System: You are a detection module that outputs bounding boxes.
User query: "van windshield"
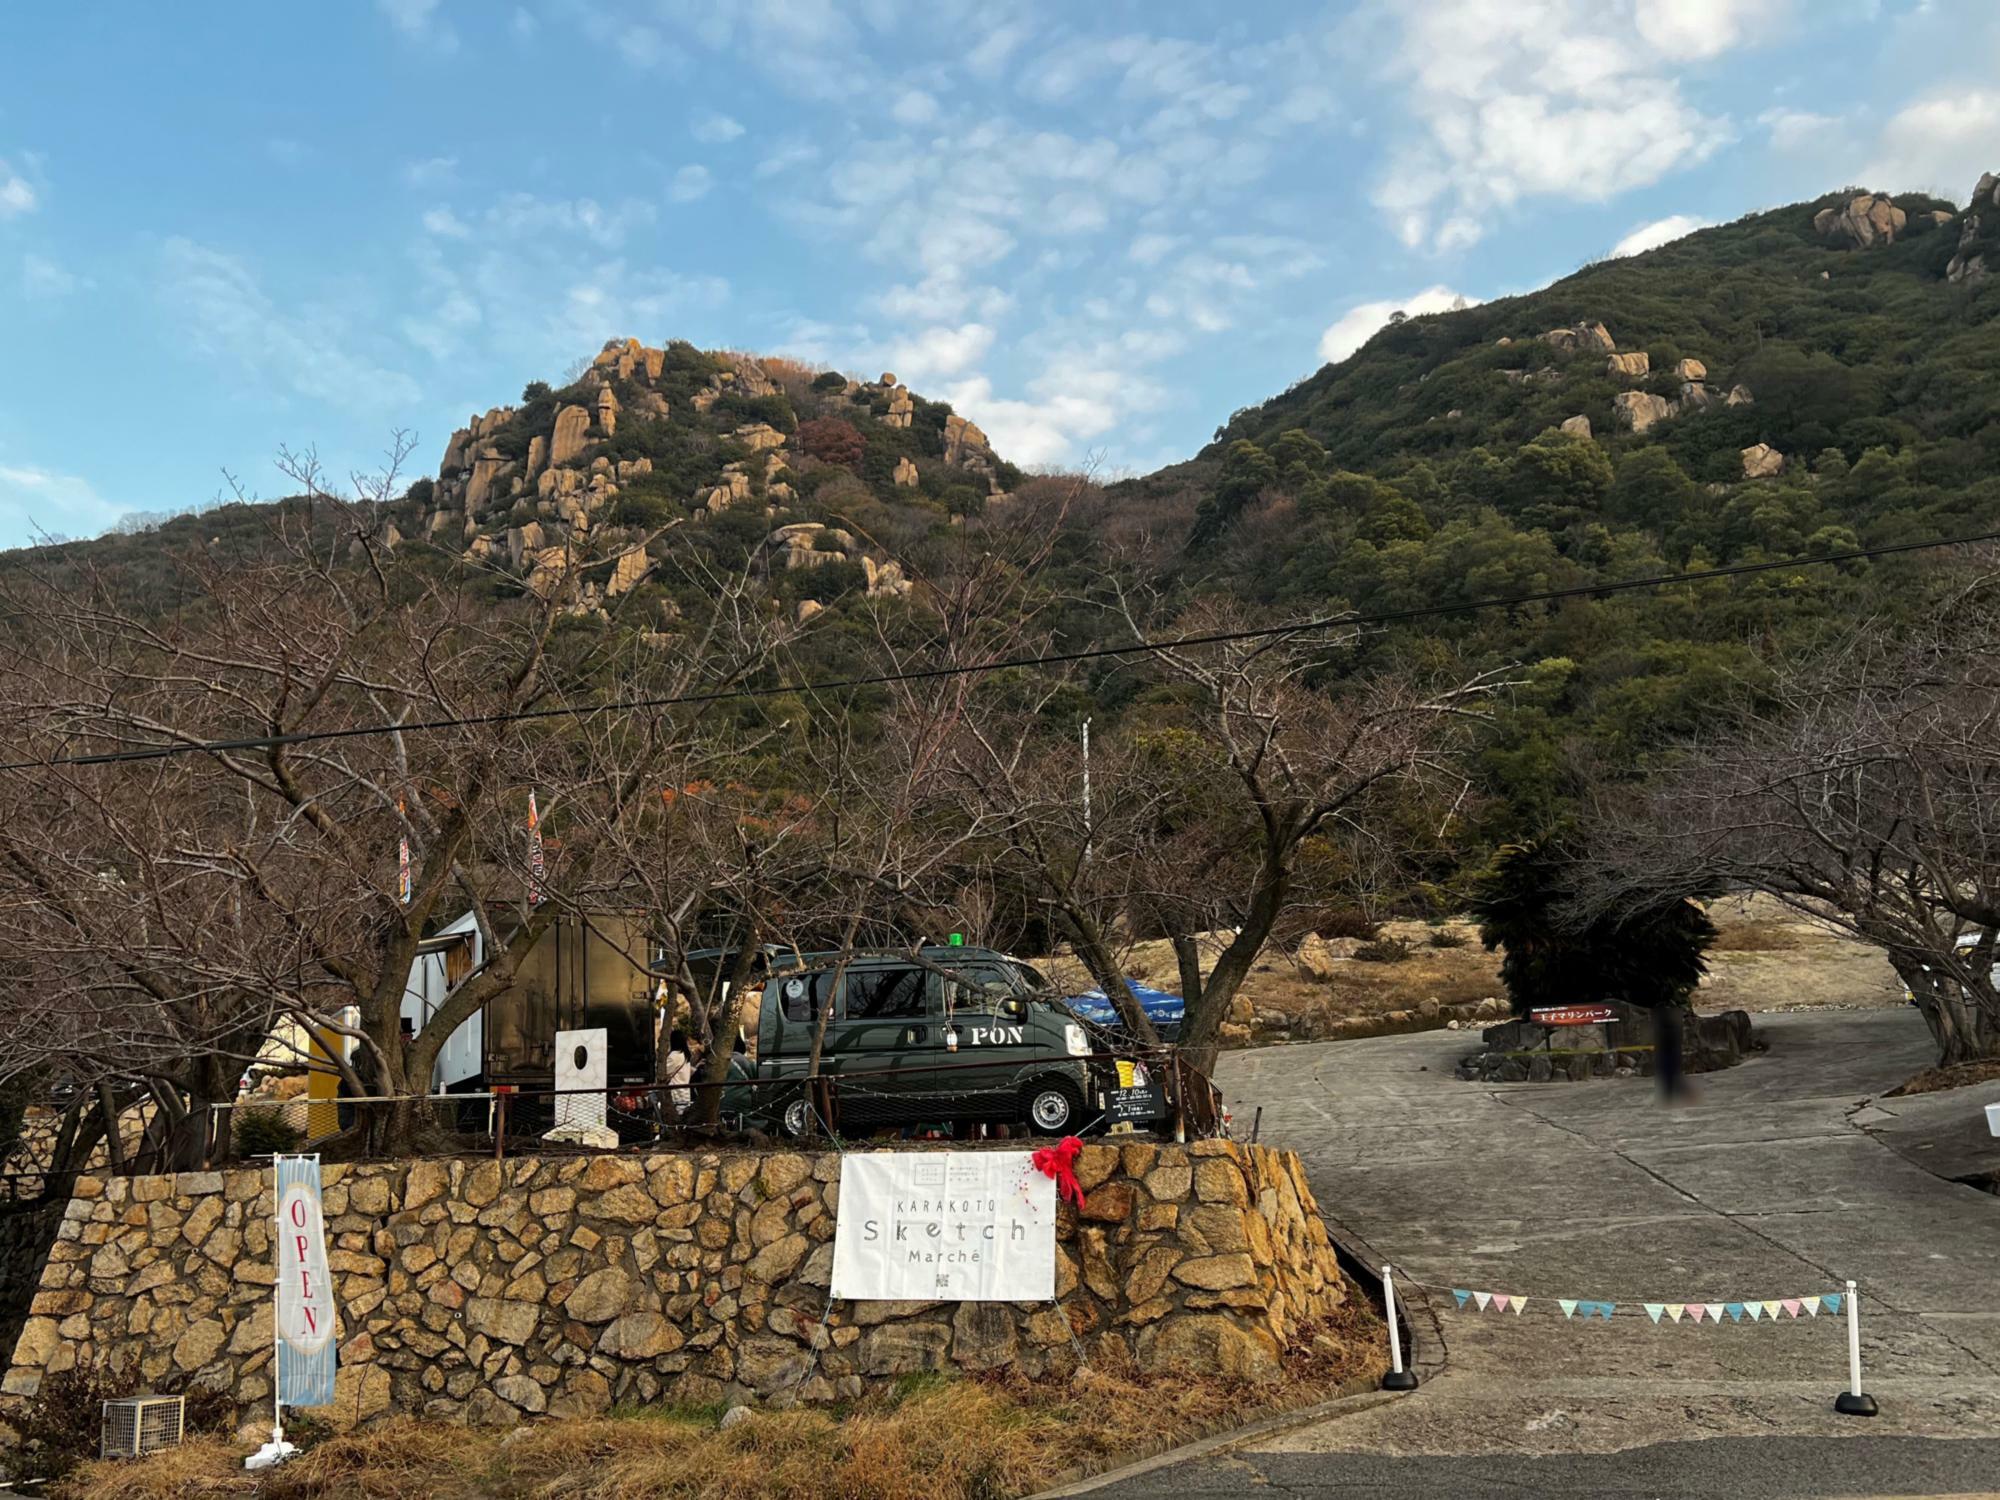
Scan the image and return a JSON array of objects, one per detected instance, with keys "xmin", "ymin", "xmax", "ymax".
[{"xmin": 1006, "ymin": 961, "xmax": 1051, "ymax": 994}]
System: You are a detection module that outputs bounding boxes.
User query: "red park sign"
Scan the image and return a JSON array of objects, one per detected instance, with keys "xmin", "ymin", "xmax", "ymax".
[{"xmin": 1528, "ymin": 1004, "xmax": 1621, "ymax": 1026}]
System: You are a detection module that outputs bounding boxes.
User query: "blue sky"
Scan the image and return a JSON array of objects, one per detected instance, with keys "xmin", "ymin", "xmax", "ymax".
[{"xmin": 2, "ymin": 0, "xmax": 1996, "ymax": 545}]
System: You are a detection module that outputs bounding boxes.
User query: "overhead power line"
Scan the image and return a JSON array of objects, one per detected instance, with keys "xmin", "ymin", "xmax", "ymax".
[{"xmin": 5, "ymin": 527, "xmax": 1996, "ymax": 773}]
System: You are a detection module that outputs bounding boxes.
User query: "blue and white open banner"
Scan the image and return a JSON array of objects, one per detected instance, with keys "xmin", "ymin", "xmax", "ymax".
[{"xmin": 274, "ymin": 1155, "xmax": 338, "ymax": 1407}]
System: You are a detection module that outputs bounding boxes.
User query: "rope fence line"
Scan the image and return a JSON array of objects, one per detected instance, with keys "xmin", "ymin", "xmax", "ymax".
[{"xmin": 1374, "ymin": 1263, "xmax": 1879, "ymax": 1416}]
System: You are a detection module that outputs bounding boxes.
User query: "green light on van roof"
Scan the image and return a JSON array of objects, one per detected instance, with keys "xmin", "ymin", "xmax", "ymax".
[{"xmin": 948, "ymin": 932, "xmax": 964, "ymax": 946}]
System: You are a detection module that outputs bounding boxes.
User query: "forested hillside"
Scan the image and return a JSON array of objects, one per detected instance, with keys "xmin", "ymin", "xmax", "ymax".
[{"xmin": 1104, "ymin": 176, "xmax": 2000, "ymax": 850}]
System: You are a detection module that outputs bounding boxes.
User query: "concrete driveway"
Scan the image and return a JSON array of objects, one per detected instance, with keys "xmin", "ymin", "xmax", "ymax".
[{"xmin": 1095, "ymin": 1008, "xmax": 2000, "ymax": 1498}]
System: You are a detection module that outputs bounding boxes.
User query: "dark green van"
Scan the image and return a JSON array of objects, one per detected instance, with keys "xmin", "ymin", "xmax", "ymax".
[{"xmin": 723, "ymin": 945, "xmax": 1151, "ymax": 1139}]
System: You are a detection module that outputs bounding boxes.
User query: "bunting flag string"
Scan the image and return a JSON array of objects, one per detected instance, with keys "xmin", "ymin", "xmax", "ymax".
[{"xmin": 1431, "ymin": 1279, "xmax": 1845, "ymax": 1325}]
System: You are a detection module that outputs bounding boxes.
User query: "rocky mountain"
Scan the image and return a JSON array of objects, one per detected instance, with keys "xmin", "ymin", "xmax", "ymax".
[
  {"xmin": 1099, "ymin": 173, "xmax": 2000, "ymax": 847},
  {"xmin": 405, "ymin": 341, "xmax": 1018, "ymax": 627}
]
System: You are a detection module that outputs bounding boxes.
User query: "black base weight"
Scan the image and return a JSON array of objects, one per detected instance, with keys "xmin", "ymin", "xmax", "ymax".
[
  {"xmin": 1834, "ymin": 1391, "xmax": 1879, "ymax": 1417},
  {"xmin": 1381, "ymin": 1369, "xmax": 1419, "ymax": 1391}
]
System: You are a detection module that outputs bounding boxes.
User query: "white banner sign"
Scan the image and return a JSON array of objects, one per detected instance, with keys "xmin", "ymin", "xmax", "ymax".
[
  {"xmin": 831, "ymin": 1150, "xmax": 1055, "ymax": 1302},
  {"xmin": 274, "ymin": 1154, "xmax": 337, "ymax": 1406}
]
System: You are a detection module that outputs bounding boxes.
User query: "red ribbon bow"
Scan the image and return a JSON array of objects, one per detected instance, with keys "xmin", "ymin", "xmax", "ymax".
[{"xmin": 1032, "ymin": 1135, "xmax": 1085, "ymax": 1208}]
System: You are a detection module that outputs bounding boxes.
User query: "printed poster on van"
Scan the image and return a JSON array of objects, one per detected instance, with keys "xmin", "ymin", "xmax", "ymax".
[{"xmin": 831, "ymin": 1151, "xmax": 1055, "ymax": 1301}]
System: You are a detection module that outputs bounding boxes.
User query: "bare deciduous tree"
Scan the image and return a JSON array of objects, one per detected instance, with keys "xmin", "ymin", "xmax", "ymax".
[
  {"xmin": 0, "ymin": 442, "xmax": 784, "ymax": 1153},
  {"xmin": 1583, "ymin": 571, "xmax": 2000, "ymax": 1065}
]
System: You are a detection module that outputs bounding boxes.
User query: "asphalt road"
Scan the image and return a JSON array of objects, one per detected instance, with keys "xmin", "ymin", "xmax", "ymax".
[{"xmin": 1093, "ymin": 1008, "xmax": 2000, "ymax": 1499}]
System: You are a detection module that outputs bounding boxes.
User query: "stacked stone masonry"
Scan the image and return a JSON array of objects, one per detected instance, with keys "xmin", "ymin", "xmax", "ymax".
[{"xmin": 0, "ymin": 1140, "xmax": 1348, "ymax": 1431}]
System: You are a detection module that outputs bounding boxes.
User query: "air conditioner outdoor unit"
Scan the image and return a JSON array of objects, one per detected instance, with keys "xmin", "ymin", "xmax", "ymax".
[{"xmin": 100, "ymin": 1394, "xmax": 185, "ymax": 1459}]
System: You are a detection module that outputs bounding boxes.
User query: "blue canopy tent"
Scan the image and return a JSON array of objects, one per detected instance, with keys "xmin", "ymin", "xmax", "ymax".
[{"xmin": 1063, "ymin": 980, "xmax": 1184, "ymax": 1040}]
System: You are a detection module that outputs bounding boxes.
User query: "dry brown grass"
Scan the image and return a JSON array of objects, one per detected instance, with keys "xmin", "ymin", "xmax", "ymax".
[
  {"xmin": 1886, "ymin": 1059, "xmax": 2000, "ymax": 1097},
  {"xmin": 54, "ymin": 1436, "xmax": 250, "ymax": 1498},
  {"xmin": 58, "ymin": 1307, "xmax": 1383, "ymax": 1500},
  {"xmin": 1037, "ymin": 894, "xmax": 1904, "ymax": 1046}
]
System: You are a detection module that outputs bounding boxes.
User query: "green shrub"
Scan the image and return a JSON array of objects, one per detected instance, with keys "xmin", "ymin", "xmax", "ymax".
[
  {"xmin": 11, "ymin": 1359, "xmax": 138, "ymax": 1481},
  {"xmin": 1352, "ymin": 936, "xmax": 1412, "ymax": 964},
  {"xmin": 235, "ymin": 1107, "xmax": 303, "ymax": 1156},
  {"xmin": 1317, "ymin": 910, "xmax": 1380, "ymax": 941},
  {"xmin": 811, "ymin": 370, "xmax": 847, "ymax": 392}
]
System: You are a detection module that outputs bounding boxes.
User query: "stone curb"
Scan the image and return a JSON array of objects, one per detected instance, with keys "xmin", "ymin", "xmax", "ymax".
[
  {"xmin": 1023, "ymin": 1216, "xmax": 1449, "ymax": 1498},
  {"xmin": 1023, "ymin": 1373, "xmax": 1400, "ymax": 1498}
]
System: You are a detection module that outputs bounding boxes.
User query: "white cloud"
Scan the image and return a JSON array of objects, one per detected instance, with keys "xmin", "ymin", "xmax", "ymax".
[
  {"xmin": 402, "ymin": 155, "xmax": 458, "ymax": 188},
  {"xmin": 20, "ymin": 253, "xmax": 83, "ymax": 299},
  {"xmin": 160, "ymin": 237, "xmax": 424, "ymax": 412},
  {"xmin": 485, "ymin": 192, "xmax": 654, "ymax": 246},
  {"xmin": 1367, "ymin": 0, "xmax": 1760, "ymax": 249},
  {"xmin": 376, "ymin": 0, "xmax": 457, "ymax": 51},
  {"xmin": 882, "ymin": 322, "xmax": 995, "ymax": 384},
  {"xmin": 1610, "ymin": 212, "xmax": 1710, "ymax": 256},
  {"xmin": 965, "ymin": 22, "xmax": 1031, "ymax": 77},
  {"xmin": 1759, "ymin": 106, "xmax": 1836, "ymax": 153},
  {"xmin": 941, "ymin": 355, "xmax": 1167, "ymax": 470},
  {"xmin": 891, "ymin": 89, "xmax": 939, "ymax": 127},
  {"xmin": 509, "ymin": 6, "xmax": 537, "ymax": 40},
  {"xmin": 870, "ymin": 271, "xmax": 1011, "ymax": 324},
  {"xmin": 1859, "ymin": 88, "xmax": 2000, "ymax": 197},
  {"xmin": 670, "ymin": 164, "xmax": 713, "ymax": 202},
  {"xmin": 0, "ymin": 463, "xmax": 122, "ymax": 541},
  {"xmin": 1633, "ymin": 0, "xmax": 1789, "ymax": 60},
  {"xmin": 0, "ymin": 159, "xmax": 37, "ymax": 217},
  {"xmin": 755, "ymin": 141, "xmax": 819, "ymax": 179},
  {"xmin": 265, "ymin": 137, "xmax": 307, "ymax": 167},
  {"xmin": 421, "ymin": 207, "xmax": 470, "ymax": 238},
  {"xmin": 692, "ymin": 110, "xmax": 745, "ymax": 144},
  {"xmin": 1318, "ymin": 285, "xmax": 1477, "ymax": 364},
  {"xmin": 1128, "ymin": 233, "xmax": 1180, "ymax": 265}
]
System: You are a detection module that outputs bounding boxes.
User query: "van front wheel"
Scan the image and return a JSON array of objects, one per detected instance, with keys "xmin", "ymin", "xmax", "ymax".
[
  {"xmin": 779, "ymin": 1096, "xmax": 812, "ymax": 1140},
  {"xmin": 1022, "ymin": 1078, "xmax": 1082, "ymax": 1135}
]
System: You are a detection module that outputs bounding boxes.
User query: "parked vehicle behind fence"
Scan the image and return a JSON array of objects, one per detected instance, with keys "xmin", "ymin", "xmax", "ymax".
[{"xmin": 721, "ymin": 945, "xmax": 1166, "ymax": 1139}]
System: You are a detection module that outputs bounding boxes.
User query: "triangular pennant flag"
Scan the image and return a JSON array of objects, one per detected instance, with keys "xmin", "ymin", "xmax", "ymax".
[
  {"xmin": 1822, "ymin": 1293, "xmax": 1842, "ymax": 1315},
  {"xmin": 1645, "ymin": 1303, "xmax": 1665, "ymax": 1324},
  {"xmin": 1597, "ymin": 1302, "xmax": 1615, "ymax": 1321},
  {"xmin": 1705, "ymin": 1303, "xmax": 1726, "ymax": 1323},
  {"xmin": 1474, "ymin": 1291, "xmax": 1492, "ymax": 1312},
  {"xmin": 1559, "ymin": 1299, "xmax": 1579, "ymax": 1319},
  {"xmin": 1453, "ymin": 1289, "xmax": 1471, "ymax": 1308},
  {"xmin": 1492, "ymin": 1294, "xmax": 1510, "ymax": 1313},
  {"xmin": 1745, "ymin": 1301, "xmax": 1763, "ymax": 1321},
  {"xmin": 1761, "ymin": 1301, "xmax": 1784, "ymax": 1321},
  {"xmin": 1666, "ymin": 1303, "xmax": 1685, "ymax": 1323},
  {"xmin": 1724, "ymin": 1303, "xmax": 1744, "ymax": 1322},
  {"xmin": 1801, "ymin": 1295, "xmax": 1819, "ymax": 1317},
  {"xmin": 1687, "ymin": 1303, "xmax": 1705, "ymax": 1323},
  {"xmin": 1511, "ymin": 1298, "xmax": 1526, "ymax": 1315},
  {"xmin": 1781, "ymin": 1298, "xmax": 1801, "ymax": 1318}
]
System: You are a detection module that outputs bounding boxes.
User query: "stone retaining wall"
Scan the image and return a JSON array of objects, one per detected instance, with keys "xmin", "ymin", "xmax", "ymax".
[
  {"xmin": 0, "ymin": 1199, "xmax": 67, "ymax": 1374},
  {"xmin": 1456, "ymin": 1005, "xmax": 1758, "ymax": 1083},
  {"xmin": 1, "ymin": 1140, "xmax": 1349, "ymax": 1431}
]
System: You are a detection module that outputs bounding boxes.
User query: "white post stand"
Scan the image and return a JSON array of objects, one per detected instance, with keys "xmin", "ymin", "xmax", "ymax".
[
  {"xmin": 1833, "ymin": 1279, "xmax": 1878, "ymax": 1417},
  {"xmin": 1381, "ymin": 1264, "xmax": 1418, "ymax": 1391},
  {"xmin": 245, "ymin": 1154, "xmax": 300, "ymax": 1471}
]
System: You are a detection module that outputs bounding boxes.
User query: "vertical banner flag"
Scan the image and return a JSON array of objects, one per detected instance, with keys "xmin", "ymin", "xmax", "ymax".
[
  {"xmin": 526, "ymin": 790, "xmax": 545, "ymax": 906},
  {"xmin": 397, "ymin": 795, "xmax": 411, "ymax": 906},
  {"xmin": 274, "ymin": 1155, "xmax": 338, "ymax": 1408}
]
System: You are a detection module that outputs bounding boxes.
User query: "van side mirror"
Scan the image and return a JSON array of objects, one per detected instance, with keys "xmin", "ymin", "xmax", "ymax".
[{"xmin": 1001, "ymin": 996, "xmax": 1027, "ymax": 1021}]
